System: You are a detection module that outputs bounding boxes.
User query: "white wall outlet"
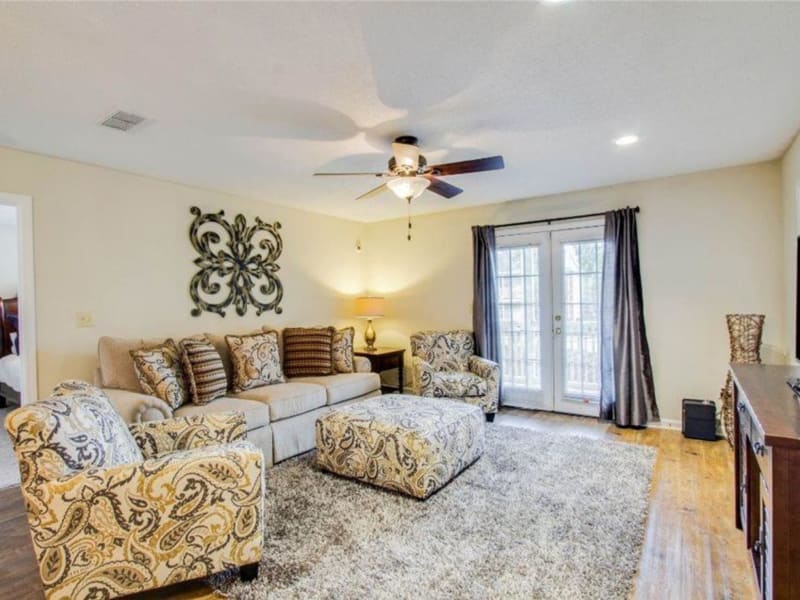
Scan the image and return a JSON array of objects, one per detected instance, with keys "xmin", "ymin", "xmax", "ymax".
[{"xmin": 76, "ymin": 312, "xmax": 94, "ymax": 328}]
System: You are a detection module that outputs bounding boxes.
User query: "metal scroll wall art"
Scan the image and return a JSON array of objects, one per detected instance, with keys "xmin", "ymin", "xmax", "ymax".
[{"xmin": 189, "ymin": 206, "xmax": 283, "ymax": 317}]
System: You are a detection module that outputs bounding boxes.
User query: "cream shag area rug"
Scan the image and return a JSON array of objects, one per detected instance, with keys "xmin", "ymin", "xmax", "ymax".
[{"xmin": 214, "ymin": 424, "xmax": 655, "ymax": 600}]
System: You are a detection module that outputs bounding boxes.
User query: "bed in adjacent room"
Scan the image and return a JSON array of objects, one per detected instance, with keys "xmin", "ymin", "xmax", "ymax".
[{"xmin": 0, "ymin": 296, "xmax": 21, "ymax": 406}]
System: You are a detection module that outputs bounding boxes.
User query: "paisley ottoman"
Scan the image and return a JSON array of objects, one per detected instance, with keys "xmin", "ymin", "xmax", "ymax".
[{"xmin": 315, "ymin": 394, "xmax": 485, "ymax": 499}]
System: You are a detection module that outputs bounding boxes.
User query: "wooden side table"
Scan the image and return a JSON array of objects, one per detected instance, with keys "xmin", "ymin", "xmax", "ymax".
[{"xmin": 354, "ymin": 347, "xmax": 406, "ymax": 394}]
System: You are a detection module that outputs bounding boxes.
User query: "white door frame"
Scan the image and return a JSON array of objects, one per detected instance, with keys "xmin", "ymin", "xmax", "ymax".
[
  {"xmin": 0, "ymin": 193, "xmax": 37, "ymax": 405},
  {"xmin": 497, "ymin": 218, "xmax": 603, "ymax": 416}
]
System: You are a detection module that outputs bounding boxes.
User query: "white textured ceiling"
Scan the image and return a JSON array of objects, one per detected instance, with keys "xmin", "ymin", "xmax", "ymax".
[{"xmin": 1, "ymin": 2, "xmax": 800, "ymax": 222}]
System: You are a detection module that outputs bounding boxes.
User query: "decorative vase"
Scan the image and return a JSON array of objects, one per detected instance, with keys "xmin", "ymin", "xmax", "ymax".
[{"xmin": 720, "ymin": 314, "xmax": 765, "ymax": 445}]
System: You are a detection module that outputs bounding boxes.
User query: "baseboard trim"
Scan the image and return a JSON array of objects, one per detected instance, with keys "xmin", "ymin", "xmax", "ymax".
[{"xmin": 649, "ymin": 418, "xmax": 681, "ymax": 431}]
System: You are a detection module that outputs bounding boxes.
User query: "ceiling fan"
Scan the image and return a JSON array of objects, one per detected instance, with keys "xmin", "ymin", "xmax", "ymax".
[{"xmin": 313, "ymin": 135, "xmax": 505, "ymax": 202}]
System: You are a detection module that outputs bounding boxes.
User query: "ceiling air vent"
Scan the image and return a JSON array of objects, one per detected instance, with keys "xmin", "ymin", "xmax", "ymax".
[{"xmin": 100, "ymin": 111, "xmax": 145, "ymax": 132}]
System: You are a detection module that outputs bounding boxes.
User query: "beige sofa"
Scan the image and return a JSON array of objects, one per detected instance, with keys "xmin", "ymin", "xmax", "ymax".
[{"xmin": 95, "ymin": 333, "xmax": 381, "ymax": 467}]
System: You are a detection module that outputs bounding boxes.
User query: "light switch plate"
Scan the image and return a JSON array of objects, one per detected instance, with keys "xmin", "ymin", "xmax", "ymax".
[{"xmin": 76, "ymin": 312, "xmax": 94, "ymax": 328}]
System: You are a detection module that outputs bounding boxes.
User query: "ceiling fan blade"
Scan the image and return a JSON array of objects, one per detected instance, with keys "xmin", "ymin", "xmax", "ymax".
[
  {"xmin": 356, "ymin": 183, "xmax": 389, "ymax": 201},
  {"xmin": 424, "ymin": 176, "xmax": 463, "ymax": 199},
  {"xmin": 314, "ymin": 172, "xmax": 385, "ymax": 176},
  {"xmin": 428, "ymin": 155, "xmax": 504, "ymax": 176}
]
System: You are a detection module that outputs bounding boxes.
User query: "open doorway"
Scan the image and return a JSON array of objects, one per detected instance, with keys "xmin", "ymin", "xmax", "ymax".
[{"xmin": 0, "ymin": 193, "xmax": 36, "ymax": 409}]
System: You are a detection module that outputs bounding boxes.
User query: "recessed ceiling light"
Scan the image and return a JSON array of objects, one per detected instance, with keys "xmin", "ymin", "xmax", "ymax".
[{"xmin": 614, "ymin": 135, "xmax": 639, "ymax": 146}]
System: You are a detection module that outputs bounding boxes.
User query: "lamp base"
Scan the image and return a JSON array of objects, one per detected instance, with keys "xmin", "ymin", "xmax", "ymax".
[{"xmin": 364, "ymin": 319, "xmax": 376, "ymax": 351}]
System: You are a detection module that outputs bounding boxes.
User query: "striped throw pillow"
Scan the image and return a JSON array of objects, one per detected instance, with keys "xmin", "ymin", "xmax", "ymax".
[
  {"xmin": 283, "ymin": 326, "xmax": 335, "ymax": 377},
  {"xmin": 180, "ymin": 337, "xmax": 228, "ymax": 405}
]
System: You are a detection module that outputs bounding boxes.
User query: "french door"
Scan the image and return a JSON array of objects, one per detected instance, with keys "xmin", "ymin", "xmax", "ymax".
[{"xmin": 496, "ymin": 222, "xmax": 604, "ymax": 416}]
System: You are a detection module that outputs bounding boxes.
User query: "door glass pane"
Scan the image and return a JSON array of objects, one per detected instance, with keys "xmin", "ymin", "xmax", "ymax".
[
  {"xmin": 496, "ymin": 245, "xmax": 541, "ymax": 390},
  {"xmin": 561, "ymin": 240, "xmax": 604, "ymax": 400}
]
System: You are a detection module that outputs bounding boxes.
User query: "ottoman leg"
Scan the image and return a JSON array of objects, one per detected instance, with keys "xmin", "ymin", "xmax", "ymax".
[
  {"xmin": 240, "ymin": 562, "xmax": 259, "ymax": 582},
  {"xmin": 485, "ymin": 412, "xmax": 495, "ymax": 423}
]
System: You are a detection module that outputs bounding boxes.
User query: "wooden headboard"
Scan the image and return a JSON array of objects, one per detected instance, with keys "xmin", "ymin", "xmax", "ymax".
[{"xmin": 0, "ymin": 297, "xmax": 18, "ymax": 357}]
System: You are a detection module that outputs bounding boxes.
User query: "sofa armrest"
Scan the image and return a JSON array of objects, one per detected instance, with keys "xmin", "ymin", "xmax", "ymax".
[
  {"xmin": 29, "ymin": 441, "xmax": 263, "ymax": 599},
  {"xmin": 102, "ymin": 387, "xmax": 173, "ymax": 424},
  {"xmin": 129, "ymin": 411, "xmax": 247, "ymax": 459},
  {"xmin": 469, "ymin": 355, "xmax": 500, "ymax": 383},
  {"xmin": 411, "ymin": 356, "xmax": 436, "ymax": 396},
  {"xmin": 353, "ymin": 356, "xmax": 372, "ymax": 373}
]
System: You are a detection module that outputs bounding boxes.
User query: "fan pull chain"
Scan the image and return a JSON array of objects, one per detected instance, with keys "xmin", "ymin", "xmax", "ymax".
[{"xmin": 407, "ymin": 197, "xmax": 412, "ymax": 241}]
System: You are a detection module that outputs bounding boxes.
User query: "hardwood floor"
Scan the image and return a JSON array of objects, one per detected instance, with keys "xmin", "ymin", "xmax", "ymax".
[{"xmin": 0, "ymin": 409, "xmax": 756, "ymax": 599}]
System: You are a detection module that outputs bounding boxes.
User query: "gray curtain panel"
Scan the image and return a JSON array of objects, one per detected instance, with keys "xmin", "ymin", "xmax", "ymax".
[
  {"xmin": 472, "ymin": 225, "xmax": 501, "ymax": 363},
  {"xmin": 599, "ymin": 208, "xmax": 659, "ymax": 427}
]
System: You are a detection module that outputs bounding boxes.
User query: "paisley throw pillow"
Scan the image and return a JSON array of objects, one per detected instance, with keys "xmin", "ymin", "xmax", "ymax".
[
  {"xmin": 332, "ymin": 327, "xmax": 355, "ymax": 373},
  {"xmin": 131, "ymin": 339, "xmax": 188, "ymax": 409},
  {"xmin": 226, "ymin": 330, "xmax": 285, "ymax": 392}
]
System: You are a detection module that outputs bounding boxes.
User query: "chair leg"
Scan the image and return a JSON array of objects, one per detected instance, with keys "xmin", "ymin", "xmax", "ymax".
[
  {"xmin": 240, "ymin": 562, "xmax": 259, "ymax": 582},
  {"xmin": 485, "ymin": 412, "xmax": 495, "ymax": 423}
]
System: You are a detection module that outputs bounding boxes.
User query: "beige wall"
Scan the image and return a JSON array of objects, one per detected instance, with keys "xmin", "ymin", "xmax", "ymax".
[
  {"xmin": 1, "ymin": 143, "xmax": 786, "ymax": 424},
  {"xmin": 362, "ymin": 162, "xmax": 784, "ymax": 423},
  {"xmin": 782, "ymin": 131, "xmax": 800, "ymax": 365},
  {"xmin": 0, "ymin": 146, "xmax": 365, "ymax": 393}
]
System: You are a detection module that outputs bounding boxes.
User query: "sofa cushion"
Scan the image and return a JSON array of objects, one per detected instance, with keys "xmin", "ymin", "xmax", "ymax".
[
  {"xmin": 332, "ymin": 327, "xmax": 355, "ymax": 373},
  {"xmin": 235, "ymin": 382, "xmax": 326, "ymax": 421},
  {"xmin": 227, "ymin": 330, "xmax": 285, "ymax": 392},
  {"xmin": 130, "ymin": 339, "xmax": 189, "ymax": 409},
  {"xmin": 283, "ymin": 326, "xmax": 335, "ymax": 377},
  {"xmin": 97, "ymin": 336, "xmax": 164, "ymax": 391},
  {"xmin": 291, "ymin": 372, "xmax": 381, "ymax": 405},
  {"xmin": 431, "ymin": 371, "xmax": 488, "ymax": 397},
  {"xmin": 174, "ymin": 396, "xmax": 270, "ymax": 431},
  {"xmin": 180, "ymin": 337, "xmax": 227, "ymax": 405}
]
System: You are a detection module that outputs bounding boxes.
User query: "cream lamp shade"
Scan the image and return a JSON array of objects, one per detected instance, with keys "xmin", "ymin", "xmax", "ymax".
[{"xmin": 354, "ymin": 296, "xmax": 385, "ymax": 319}]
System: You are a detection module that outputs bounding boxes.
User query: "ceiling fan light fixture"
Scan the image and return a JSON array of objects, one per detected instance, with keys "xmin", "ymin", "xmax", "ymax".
[
  {"xmin": 391, "ymin": 141, "xmax": 420, "ymax": 170},
  {"xmin": 387, "ymin": 176, "xmax": 430, "ymax": 201}
]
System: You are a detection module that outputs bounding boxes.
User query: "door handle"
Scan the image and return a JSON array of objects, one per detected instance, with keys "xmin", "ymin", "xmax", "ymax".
[{"xmin": 555, "ymin": 327, "xmax": 562, "ymax": 335}]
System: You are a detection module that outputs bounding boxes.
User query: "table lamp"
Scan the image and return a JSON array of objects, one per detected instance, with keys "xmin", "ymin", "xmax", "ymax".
[{"xmin": 355, "ymin": 296, "xmax": 385, "ymax": 351}]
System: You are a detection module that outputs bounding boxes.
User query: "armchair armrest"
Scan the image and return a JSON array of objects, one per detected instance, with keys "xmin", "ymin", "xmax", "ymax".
[
  {"xmin": 30, "ymin": 441, "xmax": 263, "ymax": 598},
  {"xmin": 102, "ymin": 387, "xmax": 173, "ymax": 424},
  {"xmin": 354, "ymin": 355, "xmax": 372, "ymax": 373},
  {"xmin": 129, "ymin": 411, "xmax": 247, "ymax": 459},
  {"xmin": 469, "ymin": 355, "xmax": 500, "ymax": 383},
  {"xmin": 411, "ymin": 356, "xmax": 437, "ymax": 396}
]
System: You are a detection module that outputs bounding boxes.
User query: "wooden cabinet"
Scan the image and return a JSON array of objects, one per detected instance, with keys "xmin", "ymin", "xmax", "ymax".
[{"xmin": 731, "ymin": 364, "xmax": 800, "ymax": 600}]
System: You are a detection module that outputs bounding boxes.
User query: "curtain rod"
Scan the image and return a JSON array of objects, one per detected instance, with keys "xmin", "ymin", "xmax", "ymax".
[{"xmin": 491, "ymin": 206, "xmax": 640, "ymax": 229}]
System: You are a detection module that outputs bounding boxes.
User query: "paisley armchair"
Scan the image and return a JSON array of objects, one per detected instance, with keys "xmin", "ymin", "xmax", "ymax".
[
  {"xmin": 3, "ymin": 380, "xmax": 264, "ymax": 600},
  {"xmin": 410, "ymin": 330, "xmax": 500, "ymax": 421}
]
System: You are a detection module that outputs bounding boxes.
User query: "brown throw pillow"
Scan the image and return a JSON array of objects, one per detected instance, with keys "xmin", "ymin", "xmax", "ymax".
[
  {"xmin": 332, "ymin": 327, "xmax": 355, "ymax": 373},
  {"xmin": 226, "ymin": 330, "xmax": 285, "ymax": 392},
  {"xmin": 180, "ymin": 337, "xmax": 227, "ymax": 405},
  {"xmin": 130, "ymin": 339, "xmax": 188, "ymax": 409},
  {"xmin": 283, "ymin": 326, "xmax": 336, "ymax": 377}
]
